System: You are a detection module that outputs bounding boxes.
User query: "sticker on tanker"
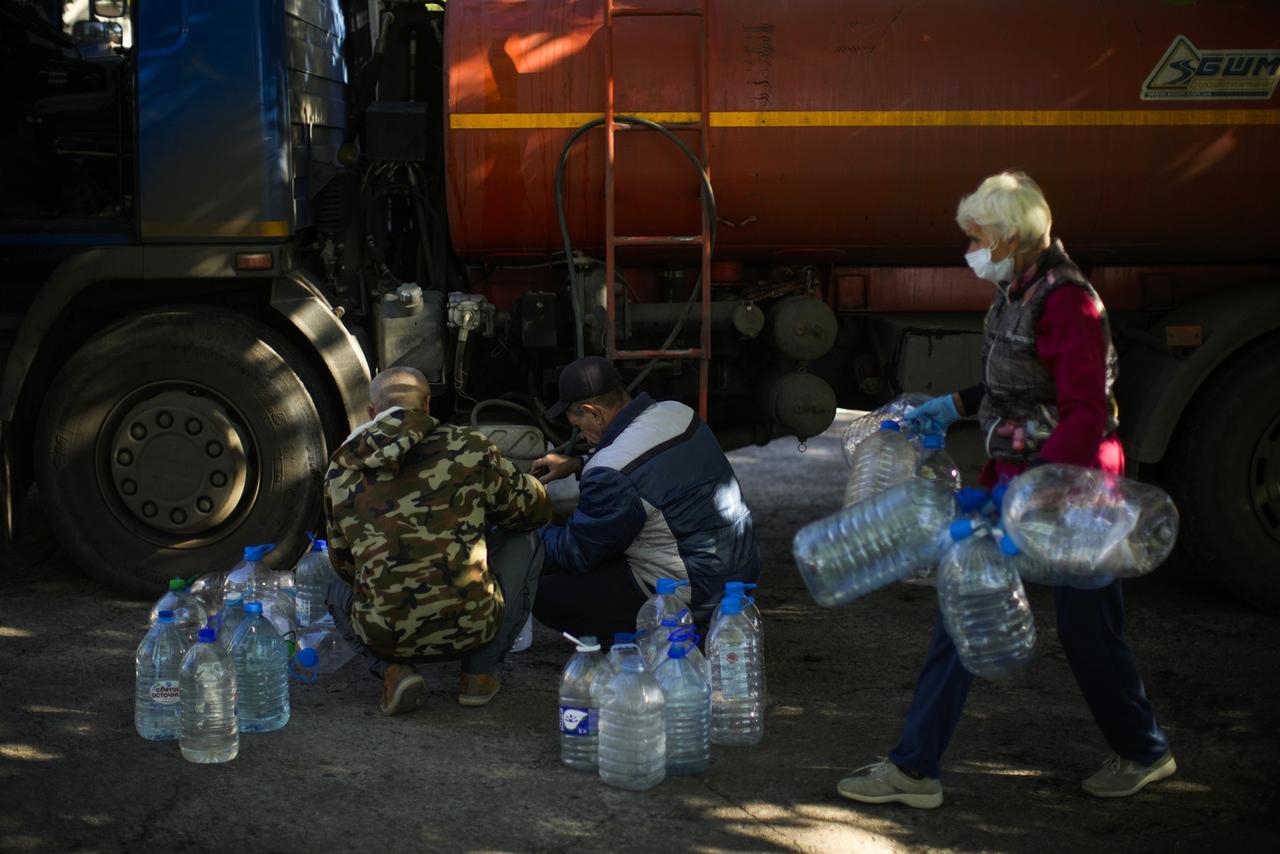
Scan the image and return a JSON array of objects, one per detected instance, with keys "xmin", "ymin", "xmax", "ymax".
[{"xmin": 1142, "ymin": 36, "xmax": 1280, "ymax": 100}]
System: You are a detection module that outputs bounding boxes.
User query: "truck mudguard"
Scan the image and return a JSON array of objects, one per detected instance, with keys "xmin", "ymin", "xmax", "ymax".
[{"xmin": 1119, "ymin": 282, "xmax": 1280, "ymax": 464}]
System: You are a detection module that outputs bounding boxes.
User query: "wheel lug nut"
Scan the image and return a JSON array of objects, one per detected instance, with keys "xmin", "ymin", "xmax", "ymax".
[
  {"xmin": 186, "ymin": 418, "xmax": 203, "ymax": 435},
  {"xmin": 116, "ymin": 449, "xmax": 133, "ymax": 466},
  {"xmin": 156, "ymin": 411, "xmax": 173, "ymax": 428},
  {"xmin": 130, "ymin": 423, "xmax": 147, "ymax": 440},
  {"xmin": 141, "ymin": 502, "xmax": 158, "ymax": 518},
  {"xmin": 210, "ymin": 471, "xmax": 227, "ymax": 487},
  {"xmin": 170, "ymin": 508, "xmax": 187, "ymax": 525},
  {"xmin": 196, "ymin": 496, "xmax": 213, "ymax": 513},
  {"xmin": 121, "ymin": 479, "xmax": 137, "ymax": 496},
  {"xmin": 206, "ymin": 441, "xmax": 223, "ymax": 458}
]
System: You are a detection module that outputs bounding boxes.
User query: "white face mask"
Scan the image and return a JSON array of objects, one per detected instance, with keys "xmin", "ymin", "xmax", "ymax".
[{"xmin": 965, "ymin": 243, "xmax": 1014, "ymax": 285}]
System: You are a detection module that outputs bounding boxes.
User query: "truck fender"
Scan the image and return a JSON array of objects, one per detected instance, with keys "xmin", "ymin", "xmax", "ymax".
[
  {"xmin": 269, "ymin": 273, "xmax": 371, "ymax": 432},
  {"xmin": 1118, "ymin": 282, "xmax": 1280, "ymax": 464}
]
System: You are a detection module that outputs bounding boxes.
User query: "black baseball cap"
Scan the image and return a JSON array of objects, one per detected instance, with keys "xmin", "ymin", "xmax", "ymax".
[{"xmin": 546, "ymin": 356, "xmax": 623, "ymax": 419}]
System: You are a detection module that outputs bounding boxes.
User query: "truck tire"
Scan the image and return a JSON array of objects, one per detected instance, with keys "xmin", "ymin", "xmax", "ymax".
[
  {"xmin": 34, "ymin": 308, "xmax": 332, "ymax": 597},
  {"xmin": 1168, "ymin": 334, "xmax": 1280, "ymax": 612}
]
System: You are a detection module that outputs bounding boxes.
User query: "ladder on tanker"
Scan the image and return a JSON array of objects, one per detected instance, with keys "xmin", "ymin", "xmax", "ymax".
[{"xmin": 603, "ymin": 0, "xmax": 713, "ymax": 419}]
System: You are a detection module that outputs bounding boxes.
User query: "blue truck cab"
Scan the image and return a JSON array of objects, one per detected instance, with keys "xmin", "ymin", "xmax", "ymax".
[{"xmin": 0, "ymin": 0, "xmax": 381, "ymax": 592}]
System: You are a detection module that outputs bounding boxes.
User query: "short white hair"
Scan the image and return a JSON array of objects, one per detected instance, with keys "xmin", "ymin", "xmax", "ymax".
[{"xmin": 956, "ymin": 172, "xmax": 1052, "ymax": 249}]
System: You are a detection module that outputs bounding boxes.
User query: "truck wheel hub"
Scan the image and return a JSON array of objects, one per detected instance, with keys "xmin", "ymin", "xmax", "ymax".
[
  {"xmin": 109, "ymin": 390, "xmax": 250, "ymax": 534},
  {"xmin": 1251, "ymin": 413, "xmax": 1280, "ymax": 545}
]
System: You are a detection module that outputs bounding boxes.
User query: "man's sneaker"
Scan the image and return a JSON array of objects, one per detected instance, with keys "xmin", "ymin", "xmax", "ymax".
[
  {"xmin": 837, "ymin": 759, "xmax": 944, "ymax": 809},
  {"xmin": 379, "ymin": 664, "xmax": 425, "ymax": 716},
  {"xmin": 458, "ymin": 673, "xmax": 501, "ymax": 707},
  {"xmin": 1082, "ymin": 750, "xmax": 1177, "ymax": 798}
]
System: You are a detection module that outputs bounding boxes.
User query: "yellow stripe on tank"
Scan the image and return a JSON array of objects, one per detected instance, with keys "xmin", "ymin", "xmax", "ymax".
[{"xmin": 450, "ymin": 109, "xmax": 1280, "ymax": 130}]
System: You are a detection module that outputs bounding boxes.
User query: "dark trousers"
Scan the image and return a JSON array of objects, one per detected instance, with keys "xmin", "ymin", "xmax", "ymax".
[
  {"xmin": 532, "ymin": 557, "xmax": 649, "ymax": 645},
  {"xmin": 326, "ymin": 529, "xmax": 544, "ymax": 678},
  {"xmin": 888, "ymin": 580, "xmax": 1169, "ymax": 779}
]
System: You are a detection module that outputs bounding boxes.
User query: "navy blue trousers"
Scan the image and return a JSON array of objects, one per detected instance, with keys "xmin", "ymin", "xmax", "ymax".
[{"xmin": 888, "ymin": 580, "xmax": 1168, "ymax": 779}]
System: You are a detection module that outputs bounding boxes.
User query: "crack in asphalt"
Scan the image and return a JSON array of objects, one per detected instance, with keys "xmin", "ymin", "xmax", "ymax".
[{"xmin": 700, "ymin": 775, "xmax": 807, "ymax": 852}]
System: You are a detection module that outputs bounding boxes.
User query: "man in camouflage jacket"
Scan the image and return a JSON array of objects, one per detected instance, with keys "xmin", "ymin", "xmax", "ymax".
[{"xmin": 324, "ymin": 367, "xmax": 552, "ymax": 713}]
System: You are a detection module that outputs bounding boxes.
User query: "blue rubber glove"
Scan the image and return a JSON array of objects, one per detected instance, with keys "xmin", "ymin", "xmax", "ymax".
[{"xmin": 903, "ymin": 393, "xmax": 961, "ymax": 435}]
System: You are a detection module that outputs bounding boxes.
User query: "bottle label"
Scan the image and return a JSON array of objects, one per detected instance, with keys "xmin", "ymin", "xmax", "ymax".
[
  {"xmin": 149, "ymin": 680, "xmax": 180, "ymax": 705},
  {"xmin": 559, "ymin": 705, "xmax": 592, "ymax": 736},
  {"xmin": 715, "ymin": 646, "xmax": 750, "ymax": 699}
]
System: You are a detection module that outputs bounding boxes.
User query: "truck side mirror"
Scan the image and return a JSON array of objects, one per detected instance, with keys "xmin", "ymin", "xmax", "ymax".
[{"xmin": 92, "ymin": 0, "xmax": 128, "ymax": 19}]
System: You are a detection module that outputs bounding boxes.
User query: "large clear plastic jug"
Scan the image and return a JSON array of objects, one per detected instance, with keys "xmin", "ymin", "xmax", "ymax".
[
  {"xmin": 1001, "ymin": 464, "xmax": 1179, "ymax": 575},
  {"xmin": 793, "ymin": 478, "xmax": 957, "ymax": 607}
]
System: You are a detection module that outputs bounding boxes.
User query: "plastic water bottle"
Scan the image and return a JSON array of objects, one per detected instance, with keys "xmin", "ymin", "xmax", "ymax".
[
  {"xmin": 216, "ymin": 595, "xmax": 246, "ymax": 652},
  {"xmin": 559, "ymin": 634, "xmax": 605, "ymax": 771},
  {"xmin": 230, "ymin": 601, "xmax": 291, "ymax": 733},
  {"xmin": 937, "ymin": 520, "xmax": 1036, "ymax": 681},
  {"xmin": 189, "ymin": 571, "xmax": 227, "ymax": 616},
  {"xmin": 290, "ymin": 618, "xmax": 355, "ymax": 683},
  {"xmin": 840, "ymin": 392, "xmax": 930, "ymax": 465},
  {"xmin": 258, "ymin": 587, "xmax": 298, "ymax": 647},
  {"xmin": 708, "ymin": 595, "xmax": 764, "ymax": 746},
  {"xmin": 915, "ymin": 434, "xmax": 962, "ymax": 490},
  {"xmin": 179, "ymin": 627, "xmax": 238, "ymax": 764},
  {"xmin": 793, "ymin": 478, "xmax": 957, "ymax": 607},
  {"xmin": 597, "ymin": 643, "xmax": 666, "ymax": 791},
  {"xmin": 994, "ymin": 528, "xmax": 1095, "ymax": 587},
  {"xmin": 844, "ymin": 421, "xmax": 918, "ymax": 507},
  {"xmin": 655, "ymin": 640, "xmax": 711, "ymax": 775},
  {"xmin": 710, "ymin": 582, "xmax": 761, "ymax": 634},
  {"xmin": 293, "ymin": 539, "xmax": 338, "ymax": 627},
  {"xmin": 665, "ymin": 627, "xmax": 710, "ymax": 682},
  {"xmin": 135, "ymin": 610, "xmax": 188, "ymax": 741},
  {"xmin": 149, "ymin": 578, "xmax": 208, "ymax": 644},
  {"xmin": 511, "ymin": 615, "xmax": 534, "ymax": 653},
  {"xmin": 643, "ymin": 612, "xmax": 690, "ymax": 671},
  {"xmin": 223, "ymin": 543, "xmax": 280, "ymax": 601},
  {"xmin": 1001, "ymin": 464, "xmax": 1179, "ymax": 575},
  {"xmin": 636, "ymin": 578, "xmax": 692, "ymax": 637}
]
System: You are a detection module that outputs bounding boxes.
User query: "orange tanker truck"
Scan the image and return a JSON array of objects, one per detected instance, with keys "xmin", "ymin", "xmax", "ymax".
[{"xmin": 2, "ymin": 0, "xmax": 1277, "ymax": 608}]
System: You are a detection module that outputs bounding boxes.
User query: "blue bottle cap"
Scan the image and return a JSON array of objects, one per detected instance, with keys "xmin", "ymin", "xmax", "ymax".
[
  {"xmin": 613, "ymin": 632, "xmax": 635, "ymax": 644},
  {"xmin": 244, "ymin": 601, "xmax": 264, "ymax": 615},
  {"xmin": 295, "ymin": 648, "xmax": 319, "ymax": 668},
  {"xmin": 724, "ymin": 581, "xmax": 758, "ymax": 594},
  {"xmin": 720, "ymin": 595, "xmax": 746, "ymax": 616},
  {"xmin": 197, "ymin": 627, "xmax": 216, "ymax": 644},
  {"xmin": 311, "ymin": 539, "xmax": 328, "ymax": 552},
  {"xmin": 879, "ymin": 420, "xmax": 901, "ymax": 431},
  {"xmin": 954, "ymin": 487, "xmax": 990, "ymax": 515},
  {"xmin": 655, "ymin": 578, "xmax": 690, "ymax": 595},
  {"xmin": 998, "ymin": 533, "xmax": 1022, "ymax": 557},
  {"xmin": 660, "ymin": 616, "xmax": 682, "ymax": 628},
  {"xmin": 156, "ymin": 609, "xmax": 175, "ymax": 623},
  {"xmin": 243, "ymin": 543, "xmax": 276, "ymax": 561},
  {"xmin": 667, "ymin": 643, "xmax": 692, "ymax": 660},
  {"xmin": 922, "ymin": 434, "xmax": 945, "ymax": 449},
  {"xmin": 949, "ymin": 518, "xmax": 975, "ymax": 541},
  {"xmin": 991, "ymin": 483, "xmax": 1009, "ymax": 508}
]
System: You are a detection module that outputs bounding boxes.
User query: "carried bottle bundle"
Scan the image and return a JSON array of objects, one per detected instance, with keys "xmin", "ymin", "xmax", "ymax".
[
  {"xmin": 136, "ymin": 539, "xmax": 355, "ymax": 763},
  {"xmin": 557, "ymin": 580, "xmax": 765, "ymax": 791},
  {"xmin": 840, "ymin": 392, "xmax": 930, "ymax": 465},
  {"xmin": 792, "ymin": 462, "xmax": 1180, "ymax": 680}
]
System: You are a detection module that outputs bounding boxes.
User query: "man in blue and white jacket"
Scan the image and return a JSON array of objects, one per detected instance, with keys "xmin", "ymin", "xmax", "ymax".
[{"xmin": 532, "ymin": 357, "xmax": 760, "ymax": 640}]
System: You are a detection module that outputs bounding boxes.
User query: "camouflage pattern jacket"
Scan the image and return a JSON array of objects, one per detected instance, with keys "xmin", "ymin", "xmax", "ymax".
[{"xmin": 323, "ymin": 407, "xmax": 551, "ymax": 660}]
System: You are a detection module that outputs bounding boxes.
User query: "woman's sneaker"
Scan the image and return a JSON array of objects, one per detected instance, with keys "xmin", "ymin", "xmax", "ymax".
[
  {"xmin": 1082, "ymin": 750, "xmax": 1177, "ymax": 798},
  {"xmin": 837, "ymin": 759, "xmax": 944, "ymax": 809}
]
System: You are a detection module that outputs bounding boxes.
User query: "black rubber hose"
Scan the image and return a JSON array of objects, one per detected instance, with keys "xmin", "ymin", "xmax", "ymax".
[{"xmin": 554, "ymin": 115, "xmax": 719, "ymax": 363}]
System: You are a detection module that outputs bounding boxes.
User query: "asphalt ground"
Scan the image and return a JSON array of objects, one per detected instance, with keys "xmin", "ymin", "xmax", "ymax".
[{"xmin": 1, "ymin": 413, "xmax": 1278, "ymax": 853}]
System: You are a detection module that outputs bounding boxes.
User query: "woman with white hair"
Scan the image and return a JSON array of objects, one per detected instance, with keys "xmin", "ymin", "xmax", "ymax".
[{"xmin": 837, "ymin": 173, "xmax": 1175, "ymax": 809}]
